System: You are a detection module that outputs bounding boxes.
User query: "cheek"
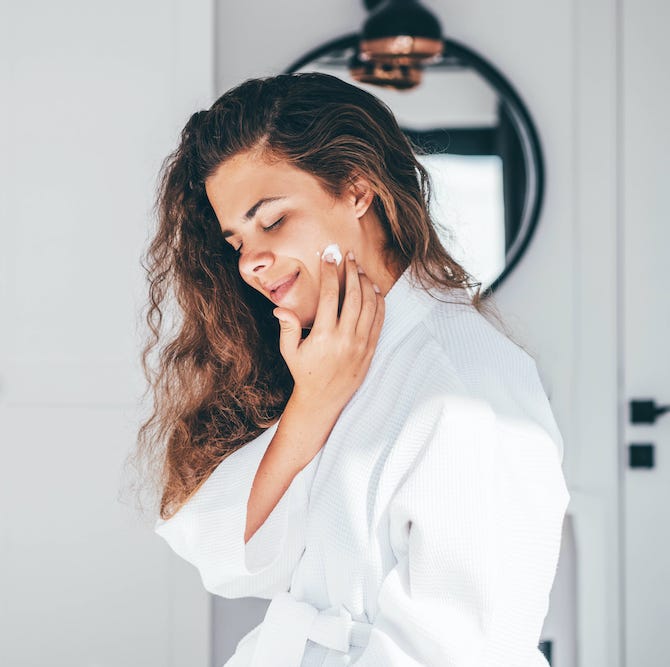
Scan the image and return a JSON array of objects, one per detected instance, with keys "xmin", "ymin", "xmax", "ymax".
[{"xmin": 284, "ymin": 210, "xmax": 350, "ymax": 288}]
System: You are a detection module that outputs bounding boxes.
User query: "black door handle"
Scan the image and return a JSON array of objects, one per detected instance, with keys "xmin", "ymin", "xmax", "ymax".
[{"xmin": 629, "ymin": 399, "xmax": 670, "ymax": 424}]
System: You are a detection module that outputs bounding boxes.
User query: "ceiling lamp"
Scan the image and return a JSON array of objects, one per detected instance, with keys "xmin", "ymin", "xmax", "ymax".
[{"xmin": 351, "ymin": 0, "xmax": 444, "ymax": 90}]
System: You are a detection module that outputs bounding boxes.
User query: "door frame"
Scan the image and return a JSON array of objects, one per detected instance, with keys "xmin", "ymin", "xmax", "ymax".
[{"xmin": 571, "ymin": 0, "xmax": 623, "ymax": 666}]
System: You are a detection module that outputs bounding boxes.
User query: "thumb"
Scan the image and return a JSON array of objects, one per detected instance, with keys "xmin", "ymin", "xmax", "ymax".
[{"xmin": 272, "ymin": 308, "xmax": 301, "ymax": 356}]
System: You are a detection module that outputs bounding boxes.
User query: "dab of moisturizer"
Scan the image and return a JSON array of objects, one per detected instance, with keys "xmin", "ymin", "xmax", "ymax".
[{"xmin": 322, "ymin": 242, "xmax": 343, "ymax": 266}]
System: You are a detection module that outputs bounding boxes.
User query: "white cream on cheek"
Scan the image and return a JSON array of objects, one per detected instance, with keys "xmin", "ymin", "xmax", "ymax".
[{"xmin": 322, "ymin": 242, "xmax": 343, "ymax": 266}]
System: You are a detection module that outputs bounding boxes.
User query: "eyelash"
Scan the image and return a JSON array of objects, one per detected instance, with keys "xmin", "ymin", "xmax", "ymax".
[{"xmin": 233, "ymin": 216, "xmax": 285, "ymax": 254}]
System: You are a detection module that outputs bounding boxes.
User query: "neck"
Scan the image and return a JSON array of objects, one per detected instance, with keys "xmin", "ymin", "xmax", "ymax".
[{"xmin": 355, "ymin": 213, "xmax": 407, "ymax": 297}]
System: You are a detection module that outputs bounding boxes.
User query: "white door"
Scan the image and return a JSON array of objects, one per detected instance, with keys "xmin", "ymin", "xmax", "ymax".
[{"xmin": 622, "ymin": 1, "xmax": 670, "ymax": 665}]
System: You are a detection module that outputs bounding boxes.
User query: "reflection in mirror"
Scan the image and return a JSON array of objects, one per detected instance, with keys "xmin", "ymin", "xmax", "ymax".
[
  {"xmin": 286, "ymin": 37, "xmax": 544, "ymax": 293},
  {"xmin": 417, "ymin": 152, "xmax": 505, "ymax": 291}
]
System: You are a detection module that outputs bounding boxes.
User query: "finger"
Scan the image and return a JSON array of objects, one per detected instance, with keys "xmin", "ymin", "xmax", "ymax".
[
  {"xmin": 311, "ymin": 247, "xmax": 342, "ymax": 333},
  {"xmin": 337, "ymin": 250, "xmax": 363, "ymax": 334},
  {"xmin": 273, "ymin": 308, "xmax": 301, "ymax": 360},
  {"xmin": 362, "ymin": 283, "xmax": 385, "ymax": 355},
  {"xmin": 354, "ymin": 270, "xmax": 379, "ymax": 343}
]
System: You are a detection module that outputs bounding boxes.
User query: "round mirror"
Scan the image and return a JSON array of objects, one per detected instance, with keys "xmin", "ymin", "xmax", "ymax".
[{"xmin": 285, "ymin": 34, "xmax": 545, "ymax": 294}]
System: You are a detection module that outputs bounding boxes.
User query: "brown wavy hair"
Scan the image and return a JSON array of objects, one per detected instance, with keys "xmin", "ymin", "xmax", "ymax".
[{"xmin": 128, "ymin": 72, "xmax": 513, "ymax": 522}]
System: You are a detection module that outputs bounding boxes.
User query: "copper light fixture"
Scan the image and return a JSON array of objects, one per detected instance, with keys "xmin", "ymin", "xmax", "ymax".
[{"xmin": 350, "ymin": 0, "xmax": 444, "ymax": 90}]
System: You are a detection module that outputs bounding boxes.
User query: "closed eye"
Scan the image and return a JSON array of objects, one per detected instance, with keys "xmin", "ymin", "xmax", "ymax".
[
  {"xmin": 263, "ymin": 216, "xmax": 286, "ymax": 232},
  {"xmin": 233, "ymin": 216, "xmax": 286, "ymax": 254}
]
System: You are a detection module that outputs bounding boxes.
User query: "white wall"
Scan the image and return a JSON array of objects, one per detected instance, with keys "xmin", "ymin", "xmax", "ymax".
[{"xmin": 0, "ymin": 1, "xmax": 216, "ymax": 665}]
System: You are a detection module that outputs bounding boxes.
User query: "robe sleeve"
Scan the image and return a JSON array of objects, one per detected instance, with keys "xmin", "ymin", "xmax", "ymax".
[
  {"xmin": 351, "ymin": 395, "xmax": 570, "ymax": 666},
  {"xmin": 154, "ymin": 419, "xmax": 321, "ymax": 600}
]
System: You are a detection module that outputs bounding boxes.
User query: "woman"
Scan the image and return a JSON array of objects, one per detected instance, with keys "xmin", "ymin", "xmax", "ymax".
[{"xmin": 139, "ymin": 72, "xmax": 570, "ymax": 666}]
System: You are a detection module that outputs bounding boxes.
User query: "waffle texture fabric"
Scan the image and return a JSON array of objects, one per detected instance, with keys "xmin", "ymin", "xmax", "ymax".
[{"xmin": 155, "ymin": 265, "xmax": 570, "ymax": 667}]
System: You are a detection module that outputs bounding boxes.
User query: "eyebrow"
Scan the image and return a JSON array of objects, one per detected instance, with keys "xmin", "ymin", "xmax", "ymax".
[{"xmin": 220, "ymin": 196, "xmax": 287, "ymax": 238}]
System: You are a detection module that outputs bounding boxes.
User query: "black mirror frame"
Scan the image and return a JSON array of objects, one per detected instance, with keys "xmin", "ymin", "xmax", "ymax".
[{"xmin": 284, "ymin": 33, "xmax": 545, "ymax": 296}]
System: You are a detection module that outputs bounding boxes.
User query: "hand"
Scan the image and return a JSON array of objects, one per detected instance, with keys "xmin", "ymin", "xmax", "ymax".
[{"xmin": 273, "ymin": 250, "xmax": 386, "ymax": 411}]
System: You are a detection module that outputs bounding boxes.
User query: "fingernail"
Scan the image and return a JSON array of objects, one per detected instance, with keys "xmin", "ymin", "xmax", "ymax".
[
  {"xmin": 357, "ymin": 265, "xmax": 365, "ymax": 274},
  {"xmin": 324, "ymin": 253, "xmax": 335, "ymax": 263},
  {"xmin": 322, "ymin": 243, "xmax": 342, "ymax": 266},
  {"xmin": 347, "ymin": 250, "xmax": 355, "ymax": 261},
  {"xmin": 373, "ymin": 283, "xmax": 381, "ymax": 293}
]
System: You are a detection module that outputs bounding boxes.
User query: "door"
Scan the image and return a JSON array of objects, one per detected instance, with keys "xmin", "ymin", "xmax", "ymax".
[{"xmin": 622, "ymin": 1, "xmax": 670, "ymax": 665}]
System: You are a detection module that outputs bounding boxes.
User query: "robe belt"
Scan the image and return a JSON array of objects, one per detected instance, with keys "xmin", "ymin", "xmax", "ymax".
[{"xmin": 249, "ymin": 591, "xmax": 372, "ymax": 666}]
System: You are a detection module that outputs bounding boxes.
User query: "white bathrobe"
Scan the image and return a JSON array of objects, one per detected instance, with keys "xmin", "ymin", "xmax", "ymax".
[{"xmin": 154, "ymin": 266, "xmax": 570, "ymax": 667}]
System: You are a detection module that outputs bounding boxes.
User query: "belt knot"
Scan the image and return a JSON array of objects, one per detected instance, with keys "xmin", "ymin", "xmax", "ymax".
[{"xmin": 249, "ymin": 592, "xmax": 371, "ymax": 666}]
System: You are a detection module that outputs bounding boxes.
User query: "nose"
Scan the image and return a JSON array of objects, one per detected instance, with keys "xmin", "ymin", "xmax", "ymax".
[{"xmin": 238, "ymin": 247, "xmax": 275, "ymax": 282}]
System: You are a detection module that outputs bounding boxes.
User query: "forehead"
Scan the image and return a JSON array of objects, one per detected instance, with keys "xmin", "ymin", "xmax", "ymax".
[{"xmin": 204, "ymin": 152, "xmax": 327, "ymax": 223}]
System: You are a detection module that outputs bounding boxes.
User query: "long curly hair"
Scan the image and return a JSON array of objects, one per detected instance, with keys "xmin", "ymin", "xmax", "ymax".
[{"xmin": 128, "ymin": 72, "xmax": 511, "ymax": 522}]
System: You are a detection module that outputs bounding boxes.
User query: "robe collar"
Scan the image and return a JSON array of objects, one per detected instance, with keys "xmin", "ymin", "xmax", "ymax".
[{"xmin": 371, "ymin": 264, "xmax": 472, "ymax": 367}]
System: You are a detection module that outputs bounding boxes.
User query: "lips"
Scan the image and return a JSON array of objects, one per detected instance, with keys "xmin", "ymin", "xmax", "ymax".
[
  {"xmin": 267, "ymin": 271, "xmax": 299, "ymax": 294},
  {"xmin": 271, "ymin": 273, "xmax": 299, "ymax": 304}
]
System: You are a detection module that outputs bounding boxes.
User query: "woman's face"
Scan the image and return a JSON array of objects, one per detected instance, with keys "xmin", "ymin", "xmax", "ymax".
[{"xmin": 204, "ymin": 150, "xmax": 377, "ymax": 329}]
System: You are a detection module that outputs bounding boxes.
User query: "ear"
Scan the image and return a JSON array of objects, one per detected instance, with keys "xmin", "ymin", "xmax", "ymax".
[{"xmin": 347, "ymin": 174, "xmax": 375, "ymax": 219}]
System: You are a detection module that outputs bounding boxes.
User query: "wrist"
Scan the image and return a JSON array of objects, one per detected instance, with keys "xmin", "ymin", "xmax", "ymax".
[{"xmin": 288, "ymin": 387, "xmax": 344, "ymax": 417}]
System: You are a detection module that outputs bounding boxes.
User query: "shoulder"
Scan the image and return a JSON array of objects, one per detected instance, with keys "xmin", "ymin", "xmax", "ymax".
[
  {"xmin": 418, "ymin": 295, "xmax": 536, "ymax": 395},
  {"xmin": 414, "ymin": 294, "xmax": 564, "ymax": 460}
]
